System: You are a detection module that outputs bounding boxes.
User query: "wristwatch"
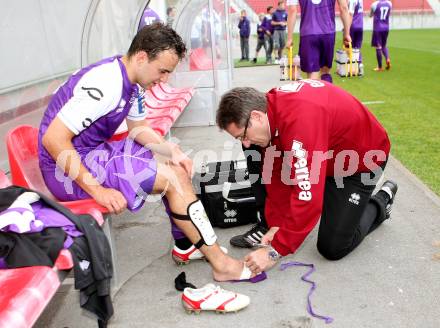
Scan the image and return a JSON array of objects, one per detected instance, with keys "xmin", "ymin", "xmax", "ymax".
[{"xmin": 267, "ymin": 245, "xmax": 282, "ymax": 262}]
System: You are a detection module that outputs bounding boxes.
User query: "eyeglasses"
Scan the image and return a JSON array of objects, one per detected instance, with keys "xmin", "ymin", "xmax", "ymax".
[{"xmin": 238, "ymin": 115, "xmax": 251, "ymax": 142}]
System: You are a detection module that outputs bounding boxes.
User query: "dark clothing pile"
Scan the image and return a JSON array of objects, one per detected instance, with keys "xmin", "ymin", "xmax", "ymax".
[{"xmin": 0, "ymin": 185, "xmax": 114, "ymax": 324}]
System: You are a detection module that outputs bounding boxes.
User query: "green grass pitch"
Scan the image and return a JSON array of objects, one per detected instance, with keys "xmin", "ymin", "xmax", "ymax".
[
  {"xmin": 235, "ymin": 29, "xmax": 440, "ymax": 195},
  {"xmin": 333, "ymin": 29, "xmax": 440, "ymax": 196}
]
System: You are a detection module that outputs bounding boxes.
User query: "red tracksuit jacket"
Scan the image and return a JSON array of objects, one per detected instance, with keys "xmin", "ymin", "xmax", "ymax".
[{"xmin": 264, "ymin": 80, "xmax": 390, "ymax": 256}]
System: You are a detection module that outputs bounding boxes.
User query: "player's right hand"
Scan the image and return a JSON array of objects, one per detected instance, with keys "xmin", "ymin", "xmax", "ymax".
[
  {"xmin": 286, "ymin": 37, "xmax": 293, "ymax": 49},
  {"xmin": 93, "ymin": 187, "xmax": 127, "ymax": 214},
  {"xmin": 343, "ymin": 33, "xmax": 352, "ymax": 47}
]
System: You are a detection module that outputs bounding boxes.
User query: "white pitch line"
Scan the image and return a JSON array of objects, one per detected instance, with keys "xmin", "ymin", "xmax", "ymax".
[{"xmin": 362, "ymin": 101, "xmax": 385, "ymax": 105}]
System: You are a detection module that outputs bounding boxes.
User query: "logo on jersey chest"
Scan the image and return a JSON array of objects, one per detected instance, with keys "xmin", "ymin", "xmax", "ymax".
[{"xmin": 292, "ymin": 140, "xmax": 312, "ymax": 201}]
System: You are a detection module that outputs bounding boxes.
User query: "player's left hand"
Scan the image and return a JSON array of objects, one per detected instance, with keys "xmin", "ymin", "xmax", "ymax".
[{"xmin": 244, "ymin": 248, "xmax": 277, "ymax": 274}]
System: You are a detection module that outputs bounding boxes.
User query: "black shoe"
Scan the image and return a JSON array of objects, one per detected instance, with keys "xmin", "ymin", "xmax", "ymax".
[
  {"xmin": 380, "ymin": 180, "xmax": 398, "ymax": 219},
  {"xmin": 229, "ymin": 224, "xmax": 269, "ymax": 248},
  {"xmin": 252, "ymin": 58, "xmax": 257, "ymax": 64}
]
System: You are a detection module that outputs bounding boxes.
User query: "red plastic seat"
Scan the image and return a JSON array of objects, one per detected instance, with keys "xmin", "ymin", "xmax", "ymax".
[
  {"xmin": 148, "ymin": 85, "xmax": 192, "ymax": 104},
  {"xmin": 0, "ymin": 266, "xmax": 60, "ymax": 328},
  {"xmin": 159, "ymin": 82, "xmax": 194, "ymax": 96},
  {"xmin": 0, "ymin": 170, "xmax": 9, "ymax": 188},
  {"xmin": 6, "ymin": 125, "xmax": 106, "ymax": 225},
  {"xmin": 189, "ymin": 47, "xmax": 221, "ymax": 71}
]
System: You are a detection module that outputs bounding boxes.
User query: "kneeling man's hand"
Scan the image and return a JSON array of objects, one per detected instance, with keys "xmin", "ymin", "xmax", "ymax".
[
  {"xmin": 260, "ymin": 227, "xmax": 279, "ymax": 245},
  {"xmin": 244, "ymin": 248, "xmax": 278, "ymax": 274}
]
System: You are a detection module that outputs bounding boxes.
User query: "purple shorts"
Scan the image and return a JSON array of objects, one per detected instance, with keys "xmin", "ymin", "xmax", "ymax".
[
  {"xmin": 350, "ymin": 28, "xmax": 363, "ymax": 49},
  {"xmin": 42, "ymin": 139, "xmax": 157, "ymax": 212},
  {"xmin": 371, "ymin": 30, "xmax": 389, "ymax": 48},
  {"xmin": 299, "ymin": 33, "xmax": 336, "ymax": 73}
]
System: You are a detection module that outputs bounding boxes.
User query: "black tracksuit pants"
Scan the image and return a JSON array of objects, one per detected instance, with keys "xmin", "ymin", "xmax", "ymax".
[{"xmin": 242, "ymin": 145, "xmax": 390, "ymax": 260}]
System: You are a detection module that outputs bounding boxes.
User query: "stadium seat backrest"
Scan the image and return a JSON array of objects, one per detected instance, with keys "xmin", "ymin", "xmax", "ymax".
[
  {"xmin": 0, "ymin": 170, "xmax": 10, "ymax": 188},
  {"xmin": 6, "ymin": 125, "xmax": 55, "ymax": 197}
]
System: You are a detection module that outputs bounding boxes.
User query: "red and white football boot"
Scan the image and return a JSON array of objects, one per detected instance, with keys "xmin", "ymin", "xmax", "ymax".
[
  {"xmin": 172, "ymin": 244, "xmax": 228, "ymax": 265},
  {"xmin": 182, "ymin": 284, "xmax": 250, "ymax": 313}
]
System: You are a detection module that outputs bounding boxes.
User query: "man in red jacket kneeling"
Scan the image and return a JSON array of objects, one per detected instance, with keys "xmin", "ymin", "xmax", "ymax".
[{"xmin": 216, "ymin": 80, "xmax": 398, "ymax": 274}]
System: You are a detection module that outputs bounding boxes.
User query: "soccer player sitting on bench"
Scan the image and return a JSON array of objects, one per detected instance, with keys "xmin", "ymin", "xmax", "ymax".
[{"xmin": 38, "ymin": 23, "xmax": 257, "ymax": 282}]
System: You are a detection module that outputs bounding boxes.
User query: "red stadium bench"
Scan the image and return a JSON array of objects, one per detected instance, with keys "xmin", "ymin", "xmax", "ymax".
[
  {"xmin": 0, "ymin": 170, "xmax": 77, "ymax": 328},
  {"xmin": 189, "ymin": 47, "xmax": 221, "ymax": 71},
  {"xmin": 6, "ymin": 125, "xmax": 106, "ymax": 224},
  {"xmin": 111, "ymin": 82, "xmax": 194, "ymax": 140}
]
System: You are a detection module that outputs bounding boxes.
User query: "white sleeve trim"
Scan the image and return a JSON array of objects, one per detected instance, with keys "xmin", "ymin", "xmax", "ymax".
[{"xmin": 57, "ymin": 60, "xmax": 123, "ymax": 135}]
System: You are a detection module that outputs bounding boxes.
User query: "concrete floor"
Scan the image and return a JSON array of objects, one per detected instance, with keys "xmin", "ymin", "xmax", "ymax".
[{"xmin": 2, "ymin": 64, "xmax": 440, "ymax": 328}]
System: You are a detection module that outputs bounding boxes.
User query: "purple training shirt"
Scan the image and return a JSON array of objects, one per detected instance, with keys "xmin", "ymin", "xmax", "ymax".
[
  {"xmin": 371, "ymin": 0, "xmax": 392, "ymax": 32},
  {"xmin": 287, "ymin": 0, "xmax": 336, "ymax": 36},
  {"xmin": 272, "ymin": 9, "xmax": 288, "ymax": 31},
  {"xmin": 349, "ymin": 0, "xmax": 364, "ymax": 30}
]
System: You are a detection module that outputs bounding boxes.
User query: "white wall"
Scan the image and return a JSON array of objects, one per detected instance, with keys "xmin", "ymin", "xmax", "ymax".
[{"xmin": 0, "ymin": 0, "xmax": 91, "ymax": 93}]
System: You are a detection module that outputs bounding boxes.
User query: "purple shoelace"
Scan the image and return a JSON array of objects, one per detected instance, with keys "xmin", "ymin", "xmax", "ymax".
[{"xmin": 280, "ymin": 261, "xmax": 334, "ymax": 324}]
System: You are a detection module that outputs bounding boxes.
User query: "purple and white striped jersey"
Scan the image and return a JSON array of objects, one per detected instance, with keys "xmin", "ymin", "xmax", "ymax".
[
  {"xmin": 38, "ymin": 56, "xmax": 147, "ymax": 169},
  {"xmin": 348, "ymin": 0, "xmax": 363, "ymax": 30},
  {"xmin": 371, "ymin": 0, "xmax": 392, "ymax": 32},
  {"xmin": 286, "ymin": 0, "xmax": 336, "ymax": 36}
]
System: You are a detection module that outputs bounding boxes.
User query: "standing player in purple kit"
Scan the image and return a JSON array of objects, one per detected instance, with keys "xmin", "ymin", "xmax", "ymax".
[
  {"xmin": 370, "ymin": 0, "xmax": 392, "ymax": 71},
  {"xmin": 38, "ymin": 23, "xmax": 258, "ymax": 282},
  {"xmin": 286, "ymin": 0, "xmax": 352, "ymax": 83},
  {"xmin": 271, "ymin": 1, "xmax": 288, "ymax": 64},
  {"xmin": 348, "ymin": 0, "xmax": 364, "ymax": 75},
  {"xmin": 262, "ymin": 6, "xmax": 275, "ymax": 64}
]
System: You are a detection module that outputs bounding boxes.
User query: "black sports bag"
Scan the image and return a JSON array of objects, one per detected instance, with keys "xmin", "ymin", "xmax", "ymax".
[{"xmin": 192, "ymin": 160, "xmax": 258, "ymax": 228}]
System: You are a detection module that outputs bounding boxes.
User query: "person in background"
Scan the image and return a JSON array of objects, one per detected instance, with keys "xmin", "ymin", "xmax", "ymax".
[
  {"xmin": 370, "ymin": 0, "xmax": 392, "ymax": 71},
  {"xmin": 262, "ymin": 6, "xmax": 275, "ymax": 64},
  {"xmin": 286, "ymin": 0, "xmax": 352, "ymax": 83},
  {"xmin": 348, "ymin": 0, "xmax": 364, "ymax": 72},
  {"xmin": 238, "ymin": 10, "xmax": 251, "ymax": 61},
  {"xmin": 252, "ymin": 14, "xmax": 268, "ymax": 64},
  {"xmin": 166, "ymin": 7, "xmax": 177, "ymax": 28},
  {"xmin": 271, "ymin": 1, "xmax": 288, "ymax": 64},
  {"xmin": 138, "ymin": 7, "xmax": 161, "ymax": 29}
]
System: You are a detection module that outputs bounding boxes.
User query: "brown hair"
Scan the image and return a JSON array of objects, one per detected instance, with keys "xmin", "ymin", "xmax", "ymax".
[
  {"xmin": 216, "ymin": 87, "xmax": 267, "ymax": 130},
  {"xmin": 128, "ymin": 22, "xmax": 186, "ymax": 60}
]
